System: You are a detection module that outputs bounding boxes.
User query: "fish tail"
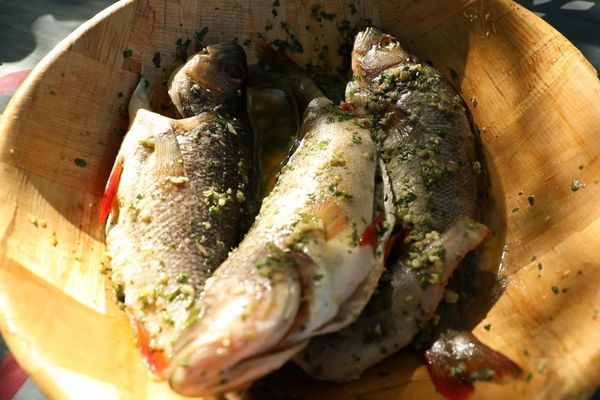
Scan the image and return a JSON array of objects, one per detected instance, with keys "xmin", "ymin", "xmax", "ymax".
[
  {"xmin": 425, "ymin": 330, "xmax": 522, "ymax": 400},
  {"xmin": 420, "ymin": 218, "xmax": 489, "ymax": 314},
  {"xmin": 255, "ymin": 43, "xmax": 324, "ymax": 114},
  {"xmin": 128, "ymin": 77, "xmax": 153, "ymax": 121}
]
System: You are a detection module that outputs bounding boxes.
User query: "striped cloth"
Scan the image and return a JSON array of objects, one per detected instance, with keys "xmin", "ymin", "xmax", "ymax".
[{"xmin": 0, "ymin": 1, "xmax": 598, "ymax": 399}]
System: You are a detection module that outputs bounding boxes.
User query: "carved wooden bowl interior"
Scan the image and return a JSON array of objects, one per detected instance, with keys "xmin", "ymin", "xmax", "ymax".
[{"xmin": 0, "ymin": 0, "xmax": 599, "ymax": 398}]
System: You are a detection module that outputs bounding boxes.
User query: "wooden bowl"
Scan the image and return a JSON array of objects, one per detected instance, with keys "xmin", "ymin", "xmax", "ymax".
[{"xmin": 1, "ymin": 0, "xmax": 599, "ymax": 398}]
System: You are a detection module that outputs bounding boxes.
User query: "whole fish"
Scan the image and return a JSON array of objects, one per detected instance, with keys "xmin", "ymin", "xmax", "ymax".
[
  {"xmin": 297, "ymin": 28, "xmax": 490, "ymax": 381},
  {"xmin": 100, "ymin": 43, "xmax": 253, "ymax": 376},
  {"xmin": 168, "ymin": 70, "xmax": 384, "ymax": 395}
]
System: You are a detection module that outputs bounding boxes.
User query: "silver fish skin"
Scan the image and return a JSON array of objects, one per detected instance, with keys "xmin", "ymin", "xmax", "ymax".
[
  {"xmin": 168, "ymin": 96, "xmax": 379, "ymax": 396},
  {"xmin": 297, "ymin": 28, "xmax": 489, "ymax": 381},
  {"xmin": 102, "ymin": 43, "xmax": 253, "ymax": 376}
]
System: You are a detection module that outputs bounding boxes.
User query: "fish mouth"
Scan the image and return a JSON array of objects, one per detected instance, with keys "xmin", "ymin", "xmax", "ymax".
[
  {"xmin": 188, "ymin": 43, "xmax": 247, "ymax": 93},
  {"xmin": 352, "ymin": 27, "xmax": 411, "ymax": 81},
  {"xmin": 167, "ymin": 259, "xmax": 302, "ymax": 396}
]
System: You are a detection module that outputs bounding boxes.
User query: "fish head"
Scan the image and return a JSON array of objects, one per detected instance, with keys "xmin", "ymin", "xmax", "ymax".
[
  {"xmin": 351, "ymin": 27, "xmax": 412, "ymax": 82},
  {"xmin": 167, "ymin": 243, "xmax": 303, "ymax": 396},
  {"xmin": 169, "ymin": 42, "xmax": 247, "ymax": 117}
]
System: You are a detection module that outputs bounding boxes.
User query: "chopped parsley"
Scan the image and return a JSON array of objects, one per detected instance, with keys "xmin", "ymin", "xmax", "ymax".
[
  {"xmin": 176, "ymin": 272, "xmax": 190, "ymax": 283},
  {"xmin": 470, "ymin": 368, "xmax": 496, "ymax": 382},
  {"xmin": 152, "ymin": 52, "xmax": 161, "ymax": 68}
]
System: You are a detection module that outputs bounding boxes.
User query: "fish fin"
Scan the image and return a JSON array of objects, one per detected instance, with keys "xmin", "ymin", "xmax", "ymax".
[
  {"xmin": 255, "ymin": 43, "xmax": 324, "ymax": 114},
  {"xmin": 425, "ymin": 330, "xmax": 521, "ymax": 400},
  {"xmin": 310, "ymin": 199, "xmax": 349, "ymax": 240},
  {"xmin": 420, "ymin": 218, "xmax": 489, "ymax": 314},
  {"xmin": 280, "ymin": 250, "xmax": 318, "ymax": 342},
  {"xmin": 439, "ymin": 218, "xmax": 489, "ymax": 277},
  {"xmin": 359, "ymin": 212, "xmax": 384, "ymax": 249},
  {"xmin": 129, "ymin": 76, "xmax": 152, "ymax": 121},
  {"xmin": 99, "ymin": 155, "xmax": 124, "ymax": 226},
  {"xmin": 131, "ymin": 315, "xmax": 169, "ymax": 377},
  {"xmin": 154, "ymin": 131, "xmax": 184, "ymax": 178},
  {"xmin": 255, "ymin": 42, "xmax": 303, "ymax": 72}
]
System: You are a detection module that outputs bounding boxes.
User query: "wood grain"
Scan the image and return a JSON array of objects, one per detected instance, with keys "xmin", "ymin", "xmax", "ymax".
[{"xmin": 0, "ymin": 0, "xmax": 599, "ymax": 399}]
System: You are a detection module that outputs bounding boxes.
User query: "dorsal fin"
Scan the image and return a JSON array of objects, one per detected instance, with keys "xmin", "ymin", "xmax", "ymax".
[{"xmin": 154, "ymin": 131, "xmax": 184, "ymax": 178}]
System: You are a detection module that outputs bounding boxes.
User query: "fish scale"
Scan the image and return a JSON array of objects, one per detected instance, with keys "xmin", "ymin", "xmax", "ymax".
[
  {"xmin": 296, "ymin": 27, "xmax": 490, "ymax": 382},
  {"xmin": 102, "ymin": 43, "xmax": 253, "ymax": 376},
  {"xmin": 168, "ymin": 96, "xmax": 381, "ymax": 397}
]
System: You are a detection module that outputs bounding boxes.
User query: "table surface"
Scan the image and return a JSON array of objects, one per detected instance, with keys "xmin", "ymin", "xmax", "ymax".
[{"xmin": 0, "ymin": 0, "xmax": 598, "ymax": 399}]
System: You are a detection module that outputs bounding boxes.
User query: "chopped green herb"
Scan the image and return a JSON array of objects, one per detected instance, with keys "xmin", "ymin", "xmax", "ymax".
[
  {"xmin": 328, "ymin": 184, "xmax": 353, "ymax": 200},
  {"xmin": 195, "ymin": 27, "xmax": 209, "ymax": 50},
  {"xmin": 571, "ymin": 179, "xmax": 580, "ymax": 191},
  {"xmin": 551, "ymin": 286, "xmax": 559, "ymax": 295},
  {"xmin": 162, "ymin": 312, "xmax": 175, "ymax": 326},
  {"xmin": 470, "ymin": 368, "xmax": 496, "ymax": 382},
  {"xmin": 449, "ymin": 361, "xmax": 467, "ymax": 377},
  {"xmin": 117, "ymin": 91, "xmax": 123, "ymax": 98},
  {"xmin": 483, "ymin": 323, "xmax": 491, "ymax": 331},
  {"xmin": 122, "ymin": 48, "xmax": 133, "ymax": 58},
  {"xmin": 162, "ymin": 287, "xmax": 181, "ymax": 302},
  {"xmin": 179, "ymin": 358, "xmax": 190, "ymax": 367},
  {"xmin": 310, "ymin": 4, "xmax": 336, "ymax": 22},
  {"xmin": 512, "ymin": 207, "xmax": 519, "ymax": 213},
  {"xmin": 531, "ymin": 255, "xmax": 537, "ymax": 261},
  {"xmin": 526, "ymin": 372, "xmax": 533, "ymax": 382},
  {"xmin": 537, "ymin": 263, "xmax": 543, "ymax": 271},
  {"xmin": 139, "ymin": 139, "xmax": 154, "ymax": 149},
  {"xmin": 176, "ymin": 272, "xmax": 190, "ymax": 283},
  {"xmin": 152, "ymin": 52, "xmax": 161, "ymax": 68},
  {"xmin": 74, "ymin": 158, "xmax": 87, "ymax": 167},
  {"xmin": 175, "ymin": 38, "xmax": 192, "ymax": 61},
  {"xmin": 527, "ymin": 195, "xmax": 535, "ymax": 206},
  {"xmin": 208, "ymin": 205, "xmax": 221, "ymax": 218}
]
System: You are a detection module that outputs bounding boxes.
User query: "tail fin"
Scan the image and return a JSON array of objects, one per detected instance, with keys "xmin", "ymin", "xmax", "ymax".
[
  {"xmin": 425, "ymin": 330, "xmax": 521, "ymax": 400},
  {"xmin": 420, "ymin": 218, "xmax": 489, "ymax": 315},
  {"xmin": 255, "ymin": 43, "xmax": 324, "ymax": 114},
  {"xmin": 128, "ymin": 77, "xmax": 152, "ymax": 121}
]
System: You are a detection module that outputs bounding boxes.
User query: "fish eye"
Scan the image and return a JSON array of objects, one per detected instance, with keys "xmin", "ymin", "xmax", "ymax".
[
  {"xmin": 191, "ymin": 83, "xmax": 201, "ymax": 96},
  {"xmin": 223, "ymin": 64, "xmax": 244, "ymax": 80}
]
